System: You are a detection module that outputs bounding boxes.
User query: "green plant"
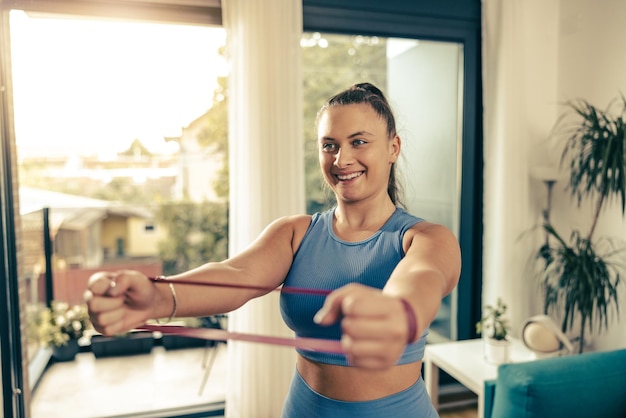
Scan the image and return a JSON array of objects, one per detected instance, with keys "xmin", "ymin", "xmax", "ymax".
[
  {"xmin": 476, "ymin": 298, "xmax": 509, "ymax": 341},
  {"xmin": 537, "ymin": 96, "xmax": 625, "ymax": 353},
  {"xmin": 33, "ymin": 301, "xmax": 92, "ymax": 348}
]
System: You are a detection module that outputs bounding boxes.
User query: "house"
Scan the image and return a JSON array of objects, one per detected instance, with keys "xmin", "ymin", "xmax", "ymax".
[{"xmin": 19, "ymin": 187, "xmax": 165, "ymax": 304}]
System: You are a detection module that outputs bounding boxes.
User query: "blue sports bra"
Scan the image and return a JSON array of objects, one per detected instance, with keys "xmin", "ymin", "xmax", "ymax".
[{"xmin": 279, "ymin": 207, "xmax": 428, "ymax": 366}]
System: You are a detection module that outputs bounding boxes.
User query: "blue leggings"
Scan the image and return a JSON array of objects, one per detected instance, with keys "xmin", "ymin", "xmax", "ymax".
[{"xmin": 282, "ymin": 369, "xmax": 439, "ymax": 418}]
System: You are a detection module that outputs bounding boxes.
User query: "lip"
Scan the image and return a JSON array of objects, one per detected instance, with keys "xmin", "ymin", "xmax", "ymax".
[{"xmin": 333, "ymin": 171, "xmax": 365, "ymax": 181}]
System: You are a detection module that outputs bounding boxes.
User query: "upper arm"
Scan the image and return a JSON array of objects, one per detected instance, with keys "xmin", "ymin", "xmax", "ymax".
[
  {"xmin": 385, "ymin": 222, "xmax": 461, "ymax": 299},
  {"xmin": 222, "ymin": 214, "xmax": 312, "ymax": 291},
  {"xmin": 165, "ymin": 215, "xmax": 312, "ymax": 317},
  {"xmin": 406, "ymin": 222, "xmax": 461, "ymax": 295}
]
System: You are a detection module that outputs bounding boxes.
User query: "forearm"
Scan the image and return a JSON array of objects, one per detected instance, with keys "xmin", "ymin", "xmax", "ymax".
[
  {"xmin": 383, "ymin": 268, "xmax": 448, "ymax": 339},
  {"xmin": 148, "ymin": 216, "xmax": 302, "ymax": 321},
  {"xmin": 153, "ymin": 262, "xmax": 266, "ymax": 320}
]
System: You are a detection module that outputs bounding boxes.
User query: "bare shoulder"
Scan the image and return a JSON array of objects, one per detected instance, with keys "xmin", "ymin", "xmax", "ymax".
[
  {"xmin": 405, "ymin": 221, "xmax": 457, "ymax": 242},
  {"xmin": 403, "ymin": 221, "xmax": 460, "ymax": 258},
  {"xmin": 261, "ymin": 214, "xmax": 312, "ymax": 252},
  {"xmin": 267, "ymin": 214, "xmax": 312, "ymax": 234},
  {"xmin": 403, "ymin": 221, "xmax": 461, "ymax": 292}
]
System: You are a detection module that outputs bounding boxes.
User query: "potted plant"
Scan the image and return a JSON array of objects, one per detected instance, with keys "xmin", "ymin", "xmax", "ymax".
[
  {"xmin": 90, "ymin": 330, "xmax": 155, "ymax": 358},
  {"xmin": 33, "ymin": 301, "xmax": 92, "ymax": 362},
  {"xmin": 160, "ymin": 316, "xmax": 225, "ymax": 350},
  {"xmin": 476, "ymin": 298, "xmax": 511, "ymax": 364},
  {"xmin": 536, "ymin": 96, "xmax": 625, "ymax": 353}
]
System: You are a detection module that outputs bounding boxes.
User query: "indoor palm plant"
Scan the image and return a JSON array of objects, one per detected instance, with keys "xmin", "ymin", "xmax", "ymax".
[{"xmin": 536, "ymin": 96, "xmax": 625, "ymax": 353}]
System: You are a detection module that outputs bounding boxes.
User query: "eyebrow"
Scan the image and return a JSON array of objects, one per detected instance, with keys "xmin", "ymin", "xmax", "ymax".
[{"xmin": 319, "ymin": 131, "xmax": 374, "ymax": 142}]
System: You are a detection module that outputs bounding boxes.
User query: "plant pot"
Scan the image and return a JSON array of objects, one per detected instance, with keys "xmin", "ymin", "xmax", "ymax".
[
  {"xmin": 161, "ymin": 333, "xmax": 208, "ymax": 350},
  {"xmin": 90, "ymin": 331, "xmax": 154, "ymax": 358},
  {"xmin": 483, "ymin": 338, "xmax": 511, "ymax": 365},
  {"xmin": 52, "ymin": 338, "xmax": 80, "ymax": 362}
]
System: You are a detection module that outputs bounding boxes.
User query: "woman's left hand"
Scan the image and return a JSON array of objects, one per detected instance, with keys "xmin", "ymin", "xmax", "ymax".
[{"xmin": 314, "ymin": 283, "xmax": 411, "ymax": 369}]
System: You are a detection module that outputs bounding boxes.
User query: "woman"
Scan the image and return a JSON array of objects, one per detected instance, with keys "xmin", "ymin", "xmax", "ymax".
[{"xmin": 85, "ymin": 83, "xmax": 461, "ymax": 417}]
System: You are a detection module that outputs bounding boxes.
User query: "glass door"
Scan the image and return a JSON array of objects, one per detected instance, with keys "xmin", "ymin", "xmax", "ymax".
[
  {"xmin": 9, "ymin": 9, "xmax": 229, "ymax": 417},
  {"xmin": 302, "ymin": 33, "xmax": 463, "ymax": 341}
]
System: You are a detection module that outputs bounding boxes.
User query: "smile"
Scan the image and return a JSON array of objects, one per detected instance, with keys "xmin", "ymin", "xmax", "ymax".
[{"xmin": 335, "ymin": 171, "xmax": 364, "ymax": 181}]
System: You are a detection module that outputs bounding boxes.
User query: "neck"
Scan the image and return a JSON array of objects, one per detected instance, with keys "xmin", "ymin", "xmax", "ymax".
[{"xmin": 334, "ymin": 198, "xmax": 396, "ymax": 231}]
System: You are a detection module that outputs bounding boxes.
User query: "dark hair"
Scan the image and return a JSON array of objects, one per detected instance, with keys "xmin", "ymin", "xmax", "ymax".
[{"xmin": 316, "ymin": 82, "xmax": 404, "ymax": 207}]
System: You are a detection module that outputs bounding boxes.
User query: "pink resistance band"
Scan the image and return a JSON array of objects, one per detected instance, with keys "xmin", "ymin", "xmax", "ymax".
[
  {"xmin": 140, "ymin": 324, "xmax": 344, "ymax": 353},
  {"xmin": 142, "ymin": 277, "xmax": 416, "ymax": 353},
  {"xmin": 143, "ymin": 276, "xmax": 345, "ymax": 353}
]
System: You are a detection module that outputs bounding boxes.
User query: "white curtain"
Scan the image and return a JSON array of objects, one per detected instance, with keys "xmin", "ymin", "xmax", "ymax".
[
  {"xmin": 222, "ymin": 0, "xmax": 303, "ymax": 417},
  {"xmin": 481, "ymin": 0, "xmax": 560, "ymax": 333}
]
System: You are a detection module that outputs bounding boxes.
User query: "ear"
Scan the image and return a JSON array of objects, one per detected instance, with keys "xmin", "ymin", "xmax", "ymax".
[{"xmin": 389, "ymin": 135, "xmax": 401, "ymax": 163}]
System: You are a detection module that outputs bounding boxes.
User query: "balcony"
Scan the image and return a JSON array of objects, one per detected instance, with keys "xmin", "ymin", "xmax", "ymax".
[{"xmin": 31, "ymin": 341, "xmax": 226, "ymax": 418}]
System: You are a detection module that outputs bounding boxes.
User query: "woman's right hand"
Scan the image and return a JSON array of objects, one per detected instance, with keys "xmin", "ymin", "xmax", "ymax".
[{"xmin": 84, "ymin": 270, "xmax": 159, "ymax": 335}]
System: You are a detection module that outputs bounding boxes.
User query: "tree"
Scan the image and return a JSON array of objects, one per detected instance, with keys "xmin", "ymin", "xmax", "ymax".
[
  {"xmin": 301, "ymin": 33, "xmax": 388, "ymax": 213},
  {"xmin": 190, "ymin": 34, "xmax": 389, "ymax": 213},
  {"xmin": 196, "ymin": 70, "xmax": 229, "ymax": 200},
  {"xmin": 156, "ymin": 200, "xmax": 228, "ymax": 275}
]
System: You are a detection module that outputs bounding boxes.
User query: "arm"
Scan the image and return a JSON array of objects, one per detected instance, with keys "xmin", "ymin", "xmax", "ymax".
[
  {"xmin": 383, "ymin": 222, "xmax": 461, "ymax": 342},
  {"xmin": 86, "ymin": 214, "xmax": 311, "ymax": 335}
]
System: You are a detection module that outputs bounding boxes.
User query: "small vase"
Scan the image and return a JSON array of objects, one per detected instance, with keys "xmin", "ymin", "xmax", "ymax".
[
  {"xmin": 52, "ymin": 339, "xmax": 80, "ymax": 362},
  {"xmin": 483, "ymin": 338, "xmax": 511, "ymax": 365}
]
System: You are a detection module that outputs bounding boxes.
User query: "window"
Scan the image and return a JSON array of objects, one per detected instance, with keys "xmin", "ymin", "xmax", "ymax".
[
  {"xmin": 301, "ymin": 33, "xmax": 464, "ymax": 341},
  {"xmin": 7, "ymin": 8, "xmax": 229, "ymax": 417}
]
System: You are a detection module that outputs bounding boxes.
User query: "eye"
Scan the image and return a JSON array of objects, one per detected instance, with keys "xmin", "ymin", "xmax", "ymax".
[
  {"xmin": 352, "ymin": 139, "xmax": 366, "ymax": 146},
  {"xmin": 321, "ymin": 142, "xmax": 338, "ymax": 153}
]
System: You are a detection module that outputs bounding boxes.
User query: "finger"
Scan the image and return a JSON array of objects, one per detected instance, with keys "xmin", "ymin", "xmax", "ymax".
[
  {"xmin": 88, "ymin": 291, "xmax": 125, "ymax": 312},
  {"xmin": 87, "ymin": 272, "xmax": 117, "ymax": 296},
  {"xmin": 91, "ymin": 308, "xmax": 131, "ymax": 336},
  {"xmin": 314, "ymin": 290, "xmax": 347, "ymax": 325},
  {"xmin": 342, "ymin": 335, "xmax": 389, "ymax": 369},
  {"xmin": 314, "ymin": 283, "xmax": 378, "ymax": 325},
  {"xmin": 341, "ymin": 316, "xmax": 403, "ymax": 341}
]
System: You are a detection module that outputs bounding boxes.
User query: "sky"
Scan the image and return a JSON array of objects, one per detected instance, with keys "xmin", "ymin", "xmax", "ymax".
[{"xmin": 9, "ymin": 11, "xmax": 227, "ymax": 158}]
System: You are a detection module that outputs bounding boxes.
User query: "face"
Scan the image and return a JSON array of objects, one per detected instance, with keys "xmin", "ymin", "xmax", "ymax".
[{"xmin": 317, "ymin": 103, "xmax": 400, "ymax": 204}]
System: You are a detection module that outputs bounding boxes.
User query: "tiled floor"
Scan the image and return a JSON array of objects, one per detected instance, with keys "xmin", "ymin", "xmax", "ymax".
[
  {"xmin": 30, "ymin": 342, "xmax": 477, "ymax": 418},
  {"xmin": 30, "ymin": 344, "xmax": 227, "ymax": 418}
]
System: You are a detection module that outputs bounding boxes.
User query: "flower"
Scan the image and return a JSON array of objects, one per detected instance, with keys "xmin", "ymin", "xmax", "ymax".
[
  {"xmin": 476, "ymin": 298, "xmax": 510, "ymax": 341},
  {"xmin": 34, "ymin": 301, "xmax": 92, "ymax": 348}
]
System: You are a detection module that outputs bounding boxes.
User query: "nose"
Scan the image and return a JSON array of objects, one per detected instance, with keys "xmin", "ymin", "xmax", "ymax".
[{"xmin": 334, "ymin": 147, "xmax": 354, "ymax": 168}]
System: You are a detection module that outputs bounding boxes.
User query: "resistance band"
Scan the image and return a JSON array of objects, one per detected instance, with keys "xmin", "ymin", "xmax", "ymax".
[
  {"xmin": 148, "ymin": 276, "xmax": 332, "ymax": 296},
  {"xmin": 140, "ymin": 276, "xmax": 344, "ymax": 354}
]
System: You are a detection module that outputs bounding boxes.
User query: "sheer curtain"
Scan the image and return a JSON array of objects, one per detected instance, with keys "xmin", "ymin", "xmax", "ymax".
[
  {"xmin": 481, "ymin": 0, "xmax": 560, "ymax": 332},
  {"xmin": 222, "ymin": 0, "xmax": 303, "ymax": 416}
]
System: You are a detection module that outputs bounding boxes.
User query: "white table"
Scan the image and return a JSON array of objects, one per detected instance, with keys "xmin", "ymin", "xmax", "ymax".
[{"xmin": 423, "ymin": 339, "xmax": 536, "ymax": 418}]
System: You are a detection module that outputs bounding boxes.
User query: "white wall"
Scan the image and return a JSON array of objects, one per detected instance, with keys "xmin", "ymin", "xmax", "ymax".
[
  {"xmin": 482, "ymin": 0, "xmax": 561, "ymax": 343},
  {"xmin": 553, "ymin": 0, "xmax": 626, "ymax": 350},
  {"xmin": 483, "ymin": 0, "xmax": 626, "ymax": 352}
]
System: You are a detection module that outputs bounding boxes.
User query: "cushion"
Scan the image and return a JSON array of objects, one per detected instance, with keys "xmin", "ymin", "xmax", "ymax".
[{"xmin": 490, "ymin": 348, "xmax": 626, "ymax": 418}]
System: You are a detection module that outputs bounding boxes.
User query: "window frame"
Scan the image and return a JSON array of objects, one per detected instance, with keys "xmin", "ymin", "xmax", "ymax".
[{"xmin": 1, "ymin": 0, "xmax": 222, "ymax": 26}]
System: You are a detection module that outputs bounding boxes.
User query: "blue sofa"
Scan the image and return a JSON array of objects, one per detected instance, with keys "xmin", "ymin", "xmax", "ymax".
[{"xmin": 483, "ymin": 348, "xmax": 626, "ymax": 418}]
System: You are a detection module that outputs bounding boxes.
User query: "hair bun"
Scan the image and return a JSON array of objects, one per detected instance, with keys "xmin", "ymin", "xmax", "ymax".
[{"xmin": 352, "ymin": 82, "xmax": 385, "ymax": 98}]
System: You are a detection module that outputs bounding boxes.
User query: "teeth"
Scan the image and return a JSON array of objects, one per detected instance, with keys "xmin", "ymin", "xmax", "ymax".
[{"xmin": 337, "ymin": 172, "xmax": 363, "ymax": 181}]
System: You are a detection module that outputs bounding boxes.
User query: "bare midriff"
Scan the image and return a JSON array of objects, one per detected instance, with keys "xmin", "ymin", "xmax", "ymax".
[{"xmin": 296, "ymin": 355, "xmax": 422, "ymax": 401}]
